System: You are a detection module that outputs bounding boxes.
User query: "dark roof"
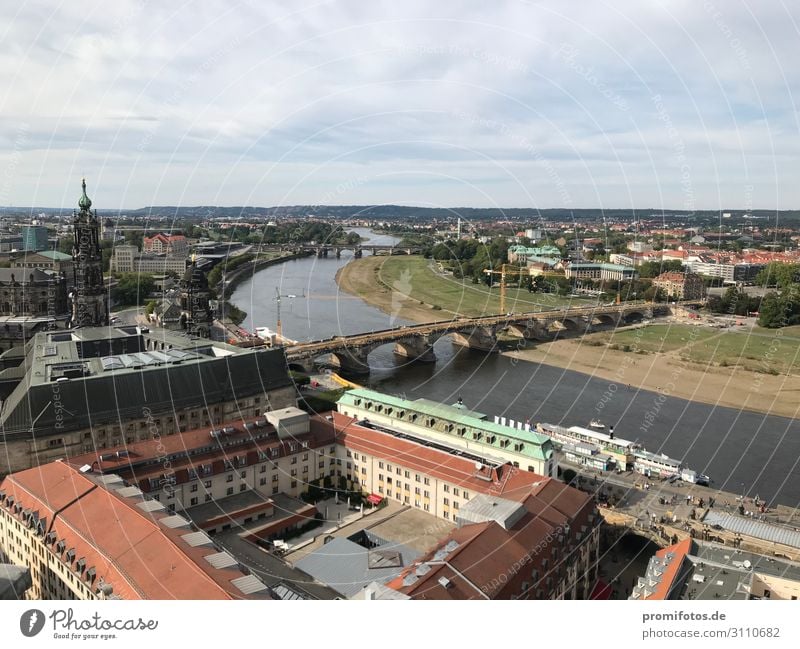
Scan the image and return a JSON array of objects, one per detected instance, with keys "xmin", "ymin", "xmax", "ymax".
[
  {"xmin": 0, "ymin": 268, "xmax": 61, "ymax": 284},
  {"xmin": 0, "ymin": 332, "xmax": 293, "ymax": 438}
]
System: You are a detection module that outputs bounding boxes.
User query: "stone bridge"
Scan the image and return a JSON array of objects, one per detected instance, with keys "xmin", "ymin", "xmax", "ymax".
[
  {"xmin": 285, "ymin": 302, "xmax": 673, "ymax": 374},
  {"xmin": 259, "ymin": 244, "xmax": 421, "ymax": 258}
]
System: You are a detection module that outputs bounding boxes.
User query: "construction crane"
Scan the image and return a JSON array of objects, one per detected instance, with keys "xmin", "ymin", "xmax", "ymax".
[
  {"xmin": 482, "ymin": 264, "xmax": 529, "ymax": 314},
  {"xmin": 274, "ymin": 288, "xmax": 305, "ymax": 341}
]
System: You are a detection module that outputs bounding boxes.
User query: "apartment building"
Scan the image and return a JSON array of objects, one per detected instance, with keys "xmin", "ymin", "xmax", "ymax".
[
  {"xmin": 652, "ymin": 271, "xmax": 706, "ymax": 300},
  {"xmin": 0, "ymin": 326, "xmax": 296, "ymax": 474},
  {"xmin": 143, "ymin": 233, "xmax": 188, "ymax": 256},
  {"xmin": 337, "ymin": 388, "xmax": 557, "ymax": 478},
  {"xmin": 0, "ymin": 461, "xmax": 270, "ymax": 599},
  {"xmin": 67, "ymin": 408, "xmax": 336, "ymax": 512}
]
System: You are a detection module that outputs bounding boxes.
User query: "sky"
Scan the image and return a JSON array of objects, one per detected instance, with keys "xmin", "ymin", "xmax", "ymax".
[{"xmin": 0, "ymin": 0, "xmax": 797, "ymax": 210}]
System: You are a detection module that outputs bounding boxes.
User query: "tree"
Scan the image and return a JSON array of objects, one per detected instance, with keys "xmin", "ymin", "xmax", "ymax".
[
  {"xmin": 637, "ymin": 260, "xmax": 684, "ymax": 278},
  {"xmin": 756, "ymin": 263, "xmax": 800, "ymax": 289},
  {"xmin": 112, "ymin": 273, "xmax": 156, "ymax": 306}
]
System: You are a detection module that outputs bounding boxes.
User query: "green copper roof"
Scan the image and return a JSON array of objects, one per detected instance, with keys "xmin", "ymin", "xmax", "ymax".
[
  {"xmin": 78, "ymin": 178, "xmax": 92, "ymax": 210},
  {"xmin": 338, "ymin": 387, "xmax": 554, "ymax": 461}
]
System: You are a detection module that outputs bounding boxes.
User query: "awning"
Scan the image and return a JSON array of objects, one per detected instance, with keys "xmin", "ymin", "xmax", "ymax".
[{"xmin": 367, "ymin": 494, "xmax": 383, "ymax": 505}]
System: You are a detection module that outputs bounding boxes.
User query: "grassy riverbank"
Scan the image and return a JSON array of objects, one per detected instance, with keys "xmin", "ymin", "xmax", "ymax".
[{"xmin": 336, "ymin": 255, "xmax": 597, "ymax": 320}]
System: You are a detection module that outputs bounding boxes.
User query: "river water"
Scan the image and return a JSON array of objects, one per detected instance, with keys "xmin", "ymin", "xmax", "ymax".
[{"xmin": 232, "ymin": 229, "xmax": 800, "ymax": 507}]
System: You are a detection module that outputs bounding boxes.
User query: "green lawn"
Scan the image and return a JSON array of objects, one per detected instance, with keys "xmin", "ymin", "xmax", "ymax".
[
  {"xmin": 590, "ymin": 323, "xmax": 800, "ymax": 374},
  {"xmin": 377, "ymin": 256, "xmax": 597, "ymax": 317}
]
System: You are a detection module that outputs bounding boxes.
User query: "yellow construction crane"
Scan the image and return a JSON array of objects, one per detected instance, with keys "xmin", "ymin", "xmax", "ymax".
[{"xmin": 482, "ymin": 264, "xmax": 529, "ymax": 314}]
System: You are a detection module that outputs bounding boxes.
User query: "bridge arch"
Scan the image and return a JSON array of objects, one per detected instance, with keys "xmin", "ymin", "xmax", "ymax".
[{"xmin": 622, "ymin": 311, "xmax": 645, "ymax": 323}]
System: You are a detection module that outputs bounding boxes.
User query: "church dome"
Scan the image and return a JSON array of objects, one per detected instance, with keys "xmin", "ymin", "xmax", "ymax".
[{"xmin": 78, "ymin": 178, "xmax": 92, "ymax": 210}]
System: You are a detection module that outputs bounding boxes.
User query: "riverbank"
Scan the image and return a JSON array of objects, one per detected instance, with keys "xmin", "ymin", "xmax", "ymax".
[
  {"xmin": 336, "ymin": 256, "xmax": 800, "ymax": 419},
  {"xmin": 508, "ymin": 339, "xmax": 800, "ymax": 419}
]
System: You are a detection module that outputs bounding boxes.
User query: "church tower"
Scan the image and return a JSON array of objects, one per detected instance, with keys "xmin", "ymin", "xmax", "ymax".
[{"xmin": 71, "ymin": 178, "xmax": 109, "ymax": 327}]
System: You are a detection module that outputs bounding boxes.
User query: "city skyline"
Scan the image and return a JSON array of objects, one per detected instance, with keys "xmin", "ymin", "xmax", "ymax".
[{"xmin": 1, "ymin": 1, "xmax": 798, "ymax": 210}]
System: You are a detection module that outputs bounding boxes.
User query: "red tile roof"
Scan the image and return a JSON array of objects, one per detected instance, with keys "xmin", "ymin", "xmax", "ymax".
[
  {"xmin": 387, "ymin": 481, "xmax": 596, "ymax": 599},
  {"xmin": 330, "ymin": 412, "xmax": 545, "ymax": 499},
  {"xmin": 0, "ymin": 462, "xmax": 265, "ymax": 599},
  {"xmin": 644, "ymin": 537, "xmax": 693, "ymax": 600}
]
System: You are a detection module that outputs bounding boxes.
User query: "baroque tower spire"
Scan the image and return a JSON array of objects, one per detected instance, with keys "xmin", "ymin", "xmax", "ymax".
[{"xmin": 70, "ymin": 178, "xmax": 109, "ymax": 327}]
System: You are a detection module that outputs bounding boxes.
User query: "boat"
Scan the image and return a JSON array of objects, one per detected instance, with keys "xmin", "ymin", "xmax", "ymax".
[{"xmin": 589, "ymin": 419, "xmax": 605, "ymax": 430}]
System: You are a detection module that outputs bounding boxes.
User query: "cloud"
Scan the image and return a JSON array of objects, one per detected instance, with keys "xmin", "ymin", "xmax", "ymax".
[{"xmin": 0, "ymin": 0, "xmax": 797, "ymax": 209}]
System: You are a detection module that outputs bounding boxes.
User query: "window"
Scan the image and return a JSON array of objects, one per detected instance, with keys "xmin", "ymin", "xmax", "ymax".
[
  {"xmin": 204, "ymin": 480, "xmax": 212, "ymax": 488},
  {"xmin": 290, "ymin": 480, "xmax": 297, "ymax": 489},
  {"xmin": 260, "ymin": 477, "xmax": 267, "ymax": 486},
  {"xmin": 424, "ymin": 477, "xmax": 430, "ymax": 485},
  {"xmin": 415, "ymin": 487, "xmax": 421, "ymax": 495},
  {"xmin": 260, "ymin": 465, "xmax": 266, "ymax": 473},
  {"xmin": 191, "ymin": 484, "xmax": 198, "ymax": 492},
  {"xmin": 190, "ymin": 497, "xmax": 198, "ymax": 506},
  {"xmin": 226, "ymin": 487, "xmax": 233, "ymax": 496},
  {"xmin": 302, "ymin": 453, "xmax": 309, "ymax": 461},
  {"xmin": 415, "ymin": 474, "xmax": 420, "ymax": 482},
  {"xmin": 272, "ymin": 486, "xmax": 279, "ymax": 495},
  {"xmin": 291, "ymin": 457, "xmax": 297, "ymax": 464},
  {"xmin": 404, "ymin": 470, "xmax": 410, "ymax": 478},
  {"xmin": 226, "ymin": 474, "xmax": 233, "ymax": 483},
  {"xmin": 423, "ymin": 503, "xmax": 430, "ymax": 512},
  {"xmin": 378, "ymin": 474, "xmax": 384, "ymax": 481},
  {"xmin": 291, "ymin": 468, "xmax": 297, "ymax": 477},
  {"xmin": 443, "ymin": 484, "xmax": 450, "ymax": 493},
  {"xmin": 205, "ymin": 494, "xmax": 212, "ymax": 502},
  {"xmin": 240, "ymin": 484, "xmax": 247, "ymax": 492},
  {"xmin": 453, "ymin": 488, "xmax": 460, "ymax": 497},
  {"xmin": 453, "ymin": 501, "xmax": 459, "ymax": 510},
  {"xmin": 396, "ymin": 467, "xmax": 401, "ymax": 475},
  {"xmin": 463, "ymin": 491, "xmax": 469, "ymax": 500},
  {"xmin": 443, "ymin": 511, "xmax": 449, "ymax": 519},
  {"xmin": 386, "ymin": 464, "xmax": 392, "ymax": 471},
  {"xmin": 272, "ymin": 474, "xmax": 279, "ymax": 482},
  {"xmin": 443, "ymin": 498, "xmax": 449, "ymax": 506},
  {"xmin": 240, "ymin": 471, "xmax": 246, "ymax": 479},
  {"xmin": 378, "ymin": 462, "xmax": 384, "ymax": 469},
  {"xmin": 424, "ymin": 490, "xmax": 429, "ymax": 498}
]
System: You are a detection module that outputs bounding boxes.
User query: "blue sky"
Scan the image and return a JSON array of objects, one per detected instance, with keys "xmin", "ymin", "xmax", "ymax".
[{"xmin": 0, "ymin": 0, "xmax": 797, "ymax": 210}]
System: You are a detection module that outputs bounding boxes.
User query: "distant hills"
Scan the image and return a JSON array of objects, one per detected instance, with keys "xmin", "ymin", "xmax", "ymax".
[{"xmin": 3, "ymin": 204, "xmax": 798, "ymax": 222}]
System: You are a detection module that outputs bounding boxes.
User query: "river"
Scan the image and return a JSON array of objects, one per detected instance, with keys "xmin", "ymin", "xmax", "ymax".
[{"xmin": 231, "ymin": 229, "xmax": 800, "ymax": 507}]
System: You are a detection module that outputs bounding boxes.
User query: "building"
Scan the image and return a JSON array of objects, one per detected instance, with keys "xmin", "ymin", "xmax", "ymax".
[
  {"xmin": 564, "ymin": 262, "xmax": 637, "ymax": 281},
  {"xmin": 0, "ymin": 268, "xmax": 69, "ymax": 318},
  {"xmin": 507, "ymin": 244, "xmax": 562, "ymax": 265},
  {"xmin": 66, "ymin": 408, "xmax": 333, "ymax": 514},
  {"xmin": 329, "ymin": 412, "xmax": 601, "ymax": 600},
  {"xmin": 337, "ymin": 388, "xmax": 557, "ymax": 478},
  {"xmin": 0, "ymin": 326, "xmax": 296, "ymax": 474},
  {"xmin": 11, "ymin": 250, "xmax": 73, "ymax": 280},
  {"xmin": 70, "ymin": 179, "xmax": 108, "ymax": 327},
  {"xmin": 382, "ymin": 481, "xmax": 600, "ymax": 600},
  {"xmin": 685, "ymin": 259, "xmax": 764, "ymax": 284},
  {"xmin": 631, "ymin": 539, "xmax": 800, "ymax": 600},
  {"xmin": 0, "ymin": 232, "xmax": 22, "ymax": 253},
  {"xmin": 21, "ymin": 226, "xmax": 48, "ymax": 252},
  {"xmin": 110, "ymin": 244, "xmax": 189, "ymax": 275},
  {"xmin": 652, "ymin": 271, "xmax": 706, "ymax": 300},
  {"xmin": 143, "ymin": 233, "xmax": 188, "ymax": 256},
  {"xmin": 0, "ymin": 462, "xmax": 270, "ymax": 599},
  {"xmin": 109, "ymin": 244, "xmax": 137, "ymax": 272}
]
